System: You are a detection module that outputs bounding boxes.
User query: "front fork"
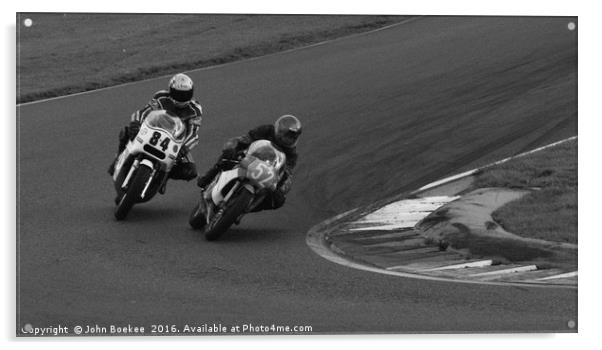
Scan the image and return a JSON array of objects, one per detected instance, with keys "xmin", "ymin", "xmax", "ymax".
[
  {"xmin": 140, "ymin": 166, "xmax": 157, "ymax": 199},
  {"xmin": 120, "ymin": 156, "xmax": 160, "ymax": 200},
  {"xmin": 223, "ymin": 182, "xmax": 241, "ymax": 203},
  {"xmin": 121, "ymin": 158, "xmax": 140, "ymax": 190}
]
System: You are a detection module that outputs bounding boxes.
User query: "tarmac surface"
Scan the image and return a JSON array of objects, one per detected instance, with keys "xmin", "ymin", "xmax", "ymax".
[{"xmin": 18, "ymin": 16, "xmax": 577, "ymax": 333}]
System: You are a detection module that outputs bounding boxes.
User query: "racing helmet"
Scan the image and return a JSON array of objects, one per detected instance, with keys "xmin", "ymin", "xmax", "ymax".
[
  {"xmin": 274, "ymin": 114, "xmax": 302, "ymax": 148},
  {"xmin": 168, "ymin": 73, "xmax": 194, "ymax": 108}
]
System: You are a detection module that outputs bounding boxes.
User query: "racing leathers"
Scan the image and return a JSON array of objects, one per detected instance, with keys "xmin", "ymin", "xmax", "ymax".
[
  {"xmin": 111, "ymin": 90, "xmax": 203, "ymax": 181},
  {"xmin": 197, "ymin": 124, "xmax": 298, "ymax": 211}
]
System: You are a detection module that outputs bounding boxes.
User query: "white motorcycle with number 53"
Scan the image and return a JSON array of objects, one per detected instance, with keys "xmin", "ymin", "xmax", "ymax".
[{"xmin": 112, "ymin": 110, "xmax": 187, "ymax": 220}]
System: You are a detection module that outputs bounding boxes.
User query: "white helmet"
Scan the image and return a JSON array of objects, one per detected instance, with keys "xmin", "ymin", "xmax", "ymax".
[{"xmin": 168, "ymin": 73, "xmax": 194, "ymax": 108}]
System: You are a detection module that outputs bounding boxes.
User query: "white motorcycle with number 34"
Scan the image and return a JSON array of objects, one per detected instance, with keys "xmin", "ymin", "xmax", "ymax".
[{"xmin": 112, "ymin": 110, "xmax": 187, "ymax": 220}]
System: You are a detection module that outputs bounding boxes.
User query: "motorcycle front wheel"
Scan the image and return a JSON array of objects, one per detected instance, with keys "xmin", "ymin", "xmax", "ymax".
[
  {"xmin": 203, "ymin": 188, "xmax": 253, "ymax": 241},
  {"xmin": 114, "ymin": 163, "xmax": 152, "ymax": 220}
]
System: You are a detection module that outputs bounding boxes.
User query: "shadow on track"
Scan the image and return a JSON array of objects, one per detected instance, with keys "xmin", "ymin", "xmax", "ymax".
[
  {"xmin": 106, "ymin": 205, "xmax": 184, "ymax": 224},
  {"xmin": 187, "ymin": 227, "xmax": 287, "ymax": 244}
]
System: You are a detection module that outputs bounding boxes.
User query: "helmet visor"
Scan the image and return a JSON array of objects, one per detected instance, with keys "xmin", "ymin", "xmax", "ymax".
[
  {"xmin": 170, "ymin": 87, "xmax": 193, "ymax": 103},
  {"xmin": 279, "ymin": 130, "xmax": 301, "ymax": 147}
]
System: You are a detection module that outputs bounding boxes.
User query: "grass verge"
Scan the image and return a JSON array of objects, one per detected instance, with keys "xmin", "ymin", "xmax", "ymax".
[
  {"xmin": 17, "ymin": 13, "xmax": 411, "ymax": 103},
  {"xmin": 471, "ymin": 138, "xmax": 577, "ymax": 244}
]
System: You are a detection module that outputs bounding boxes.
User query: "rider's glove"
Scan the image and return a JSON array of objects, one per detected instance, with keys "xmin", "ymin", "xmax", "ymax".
[
  {"xmin": 222, "ymin": 147, "xmax": 238, "ymax": 160},
  {"xmin": 223, "ymin": 137, "xmax": 240, "ymax": 151},
  {"xmin": 179, "ymin": 145, "xmax": 189, "ymax": 158},
  {"xmin": 128, "ymin": 121, "xmax": 141, "ymax": 140}
]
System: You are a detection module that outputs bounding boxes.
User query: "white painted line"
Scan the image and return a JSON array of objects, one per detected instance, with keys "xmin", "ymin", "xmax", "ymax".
[
  {"xmin": 490, "ymin": 136, "xmax": 578, "ymax": 168},
  {"xmin": 348, "ymin": 196, "xmax": 459, "ymax": 231},
  {"xmin": 469, "ymin": 265, "xmax": 537, "ymax": 277},
  {"xmin": 412, "ymin": 136, "xmax": 577, "ymax": 195},
  {"xmin": 347, "ymin": 224, "xmax": 414, "ymax": 231},
  {"xmin": 536, "ymin": 271, "xmax": 578, "ymax": 281},
  {"xmin": 352, "ymin": 231, "xmax": 418, "ymax": 240},
  {"xmin": 385, "ymin": 264, "xmax": 420, "ymax": 271},
  {"xmin": 420, "ymin": 260, "xmax": 493, "ymax": 272},
  {"xmin": 18, "ymin": 16, "xmax": 423, "ymax": 107},
  {"xmin": 362, "ymin": 239, "xmax": 423, "ymax": 249},
  {"xmin": 415, "ymin": 169, "xmax": 479, "ymax": 193}
]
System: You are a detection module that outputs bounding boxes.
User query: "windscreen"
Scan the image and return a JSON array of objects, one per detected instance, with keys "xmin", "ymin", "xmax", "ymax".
[
  {"xmin": 144, "ymin": 111, "xmax": 186, "ymax": 139},
  {"xmin": 247, "ymin": 140, "xmax": 278, "ymax": 166}
]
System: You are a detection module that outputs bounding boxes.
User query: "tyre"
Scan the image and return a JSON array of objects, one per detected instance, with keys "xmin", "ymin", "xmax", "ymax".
[
  {"xmin": 189, "ymin": 201, "xmax": 207, "ymax": 230},
  {"xmin": 204, "ymin": 188, "xmax": 253, "ymax": 241},
  {"xmin": 114, "ymin": 164, "xmax": 153, "ymax": 220}
]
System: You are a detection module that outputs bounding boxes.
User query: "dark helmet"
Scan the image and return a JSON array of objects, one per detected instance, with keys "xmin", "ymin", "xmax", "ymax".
[
  {"xmin": 168, "ymin": 73, "xmax": 194, "ymax": 108},
  {"xmin": 274, "ymin": 114, "xmax": 302, "ymax": 148}
]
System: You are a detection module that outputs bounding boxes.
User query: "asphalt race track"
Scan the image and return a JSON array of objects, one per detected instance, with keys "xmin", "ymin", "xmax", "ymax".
[{"xmin": 18, "ymin": 17, "xmax": 577, "ymax": 333}]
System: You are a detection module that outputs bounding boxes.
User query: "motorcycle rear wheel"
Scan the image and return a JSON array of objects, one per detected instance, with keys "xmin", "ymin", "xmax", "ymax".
[
  {"xmin": 114, "ymin": 164, "xmax": 152, "ymax": 220},
  {"xmin": 204, "ymin": 188, "xmax": 253, "ymax": 241}
]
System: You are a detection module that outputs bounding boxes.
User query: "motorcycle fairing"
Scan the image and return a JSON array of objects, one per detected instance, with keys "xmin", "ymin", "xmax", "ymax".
[
  {"xmin": 210, "ymin": 168, "xmax": 247, "ymax": 205},
  {"xmin": 113, "ymin": 111, "xmax": 184, "ymax": 182}
]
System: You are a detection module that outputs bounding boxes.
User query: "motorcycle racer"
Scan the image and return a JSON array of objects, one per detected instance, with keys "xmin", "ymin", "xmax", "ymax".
[
  {"xmin": 108, "ymin": 73, "xmax": 203, "ymax": 181},
  {"xmin": 196, "ymin": 114, "xmax": 302, "ymax": 211}
]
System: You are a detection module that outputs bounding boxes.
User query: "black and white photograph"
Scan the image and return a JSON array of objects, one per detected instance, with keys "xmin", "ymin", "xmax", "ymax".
[{"xmin": 13, "ymin": 2, "xmax": 587, "ymax": 341}]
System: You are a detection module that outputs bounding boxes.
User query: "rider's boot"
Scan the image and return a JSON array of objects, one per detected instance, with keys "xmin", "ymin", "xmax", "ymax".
[
  {"xmin": 234, "ymin": 215, "xmax": 243, "ymax": 225},
  {"xmin": 196, "ymin": 163, "xmax": 221, "ymax": 189},
  {"xmin": 200, "ymin": 191, "xmax": 213, "ymax": 219},
  {"xmin": 108, "ymin": 128, "xmax": 129, "ymax": 176},
  {"xmin": 108, "ymin": 159, "xmax": 116, "ymax": 176},
  {"xmin": 158, "ymin": 181, "xmax": 167, "ymax": 195}
]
